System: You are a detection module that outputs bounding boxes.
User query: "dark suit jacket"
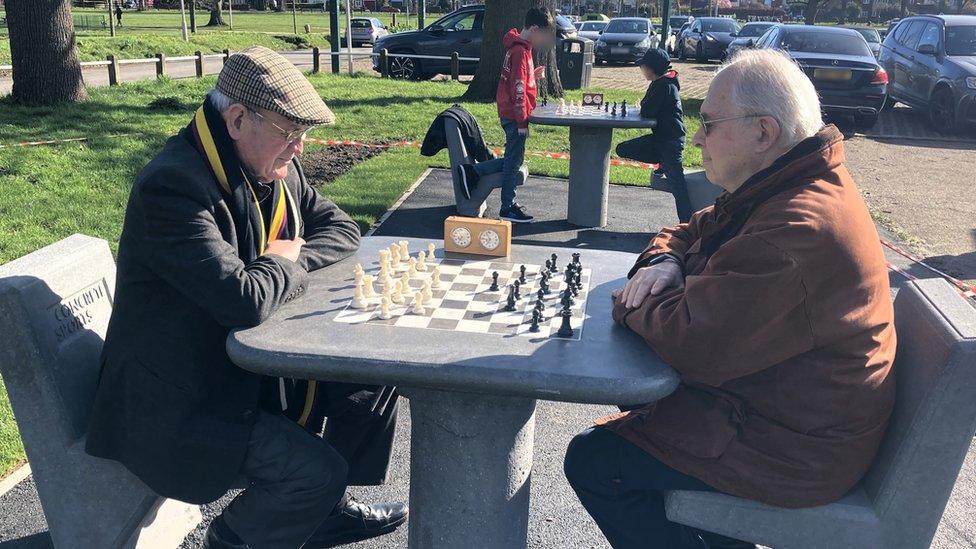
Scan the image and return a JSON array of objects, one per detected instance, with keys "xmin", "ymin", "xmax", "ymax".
[
  {"xmin": 420, "ymin": 105, "xmax": 495, "ymax": 162},
  {"xmin": 85, "ymin": 128, "xmax": 361, "ymax": 504}
]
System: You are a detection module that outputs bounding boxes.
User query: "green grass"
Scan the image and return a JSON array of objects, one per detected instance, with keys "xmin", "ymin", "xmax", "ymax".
[{"xmin": 0, "ymin": 72, "xmax": 701, "ymax": 476}]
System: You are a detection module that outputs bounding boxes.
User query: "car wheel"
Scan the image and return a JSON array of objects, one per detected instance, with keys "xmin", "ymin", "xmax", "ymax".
[
  {"xmin": 695, "ymin": 44, "xmax": 706, "ymax": 63},
  {"xmin": 854, "ymin": 113, "xmax": 879, "ymax": 129},
  {"xmin": 389, "ymin": 54, "xmax": 422, "ymax": 80},
  {"xmin": 929, "ymin": 87, "xmax": 957, "ymax": 133},
  {"xmin": 881, "ymin": 93, "xmax": 896, "ymax": 112}
]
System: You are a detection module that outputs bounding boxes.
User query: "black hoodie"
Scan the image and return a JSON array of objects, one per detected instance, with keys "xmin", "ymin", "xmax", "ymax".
[{"xmin": 640, "ymin": 70, "xmax": 685, "ymax": 142}]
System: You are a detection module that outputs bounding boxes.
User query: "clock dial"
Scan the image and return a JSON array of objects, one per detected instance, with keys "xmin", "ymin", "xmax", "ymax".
[
  {"xmin": 479, "ymin": 229, "xmax": 500, "ymax": 250},
  {"xmin": 451, "ymin": 227, "xmax": 472, "ymax": 248}
]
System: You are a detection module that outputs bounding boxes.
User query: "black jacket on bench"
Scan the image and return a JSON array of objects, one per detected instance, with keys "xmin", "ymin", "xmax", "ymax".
[
  {"xmin": 85, "ymin": 128, "xmax": 361, "ymax": 504},
  {"xmin": 420, "ymin": 105, "xmax": 495, "ymax": 162}
]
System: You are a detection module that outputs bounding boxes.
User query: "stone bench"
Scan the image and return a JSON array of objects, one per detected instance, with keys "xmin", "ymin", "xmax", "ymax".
[
  {"xmin": 444, "ymin": 114, "xmax": 527, "ymax": 218},
  {"xmin": 0, "ymin": 234, "xmax": 200, "ymax": 548}
]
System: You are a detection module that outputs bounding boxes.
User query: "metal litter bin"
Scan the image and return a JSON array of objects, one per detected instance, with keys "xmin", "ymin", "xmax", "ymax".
[{"xmin": 558, "ymin": 38, "xmax": 593, "ymax": 90}]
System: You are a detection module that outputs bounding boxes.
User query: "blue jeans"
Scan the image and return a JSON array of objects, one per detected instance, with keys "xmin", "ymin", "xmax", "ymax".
[
  {"xmin": 473, "ymin": 117, "xmax": 525, "ymax": 211},
  {"xmin": 616, "ymin": 137, "xmax": 693, "ymax": 223}
]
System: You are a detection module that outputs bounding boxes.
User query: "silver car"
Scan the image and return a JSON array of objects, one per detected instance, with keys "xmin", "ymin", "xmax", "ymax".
[
  {"xmin": 577, "ymin": 20, "xmax": 608, "ymax": 42},
  {"xmin": 345, "ymin": 17, "xmax": 390, "ymax": 47}
]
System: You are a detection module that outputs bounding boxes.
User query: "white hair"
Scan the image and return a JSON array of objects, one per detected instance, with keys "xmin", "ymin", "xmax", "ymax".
[
  {"xmin": 715, "ymin": 49, "xmax": 823, "ymax": 149},
  {"xmin": 206, "ymin": 88, "xmax": 239, "ymax": 114}
]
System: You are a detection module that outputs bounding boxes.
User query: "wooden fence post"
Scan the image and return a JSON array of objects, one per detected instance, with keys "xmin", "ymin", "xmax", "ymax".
[
  {"xmin": 194, "ymin": 50, "xmax": 204, "ymax": 77},
  {"xmin": 155, "ymin": 53, "xmax": 166, "ymax": 78},
  {"xmin": 380, "ymin": 48, "xmax": 389, "ymax": 78},
  {"xmin": 392, "ymin": 12, "xmax": 397, "ymax": 26},
  {"xmin": 222, "ymin": 49, "xmax": 230, "ymax": 64},
  {"xmin": 451, "ymin": 51, "xmax": 459, "ymax": 81},
  {"xmin": 107, "ymin": 54, "xmax": 119, "ymax": 86},
  {"xmin": 312, "ymin": 47, "xmax": 320, "ymax": 73}
]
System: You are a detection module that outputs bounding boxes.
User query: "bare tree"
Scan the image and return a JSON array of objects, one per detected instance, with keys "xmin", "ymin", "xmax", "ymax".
[
  {"xmin": 203, "ymin": 0, "xmax": 226, "ymax": 25},
  {"xmin": 463, "ymin": 0, "xmax": 563, "ymax": 102},
  {"xmin": 4, "ymin": 0, "xmax": 88, "ymax": 104}
]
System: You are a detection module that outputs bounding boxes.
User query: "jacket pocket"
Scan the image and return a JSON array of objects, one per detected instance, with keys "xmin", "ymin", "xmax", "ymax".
[{"xmin": 644, "ymin": 386, "xmax": 741, "ymax": 459}]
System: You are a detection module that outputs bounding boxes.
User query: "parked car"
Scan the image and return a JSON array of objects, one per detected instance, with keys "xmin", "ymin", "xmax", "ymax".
[
  {"xmin": 677, "ymin": 17, "xmax": 739, "ymax": 62},
  {"xmin": 584, "ymin": 13, "xmax": 611, "ymax": 22},
  {"xmin": 756, "ymin": 24, "xmax": 888, "ymax": 127},
  {"xmin": 667, "ymin": 21, "xmax": 692, "ymax": 55},
  {"xmin": 847, "ymin": 26, "xmax": 882, "ymax": 58},
  {"xmin": 372, "ymin": 5, "xmax": 483, "ymax": 80},
  {"xmin": 726, "ymin": 21, "xmax": 779, "ymax": 59},
  {"xmin": 577, "ymin": 20, "xmax": 609, "ymax": 41},
  {"xmin": 573, "ymin": 21, "xmax": 583, "ymax": 30},
  {"xmin": 665, "ymin": 15, "xmax": 694, "ymax": 54},
  {"xmin": 594, "ymin": 18, "xmax": 659, "ymax": 64},
  {"xmin": 555, "ymin": 13, "xmax": 579, "ymax": 46},
  {"xmin": 878, "ymin": 15, "xmax": 976, "ymax": 133},
  {"xmin": 344, "ymin": 17, "xmax": 390, "ymax": 47}
]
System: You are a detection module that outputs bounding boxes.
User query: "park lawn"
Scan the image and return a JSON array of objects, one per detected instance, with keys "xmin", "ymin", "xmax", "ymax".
[{"xmin": 0, "ymin": 72, "xmax": 700, "ymax": 476}]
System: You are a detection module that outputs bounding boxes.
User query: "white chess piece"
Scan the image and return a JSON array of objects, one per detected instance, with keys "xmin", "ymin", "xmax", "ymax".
[
  {"xmin": 352, "ymin": 283, "xmax": 367, "ymax": 310},
  {"xmin": 416, "ymin": 251, "xmax": 428, "ymax": 272},
  {"xmin": 377, "ymin": 251, "xmax": 388, "ymax": 269},
  {"xmin": 354, "ymin": 269, "xmax": 364, "ymax": 287},
  {"xmin": 392, "ymin": 281, "xmax": 405, "ymax": 304},
  {"xmin": 427, "ymin": 242, "xmax": 436, "ymax": 260},
  {"xmin": 399, "ymin": 240, "xmax": 409, "ymax": 259},
  {"xmin": 389, "ymin": 244, "xmax": 401, "ymax": 264},
  {"xmin": 382, "ymin": 283, "xmax": 392, "ymax": 303},
  {"xmin": 355, "ymin": 262, "xmax": 364, "ymax": 274},
  {"xmin": 400, "ymin": 271, "xmax": 410, "ymax": 291},
  {"xmin": 411, "ymin": 292, "xmax": 425, "ymax": 315},
  {"xmin": 408, "ymin": 257, "xmax": 417, "ymax": 276},
  {"xmin": 421, "ymin": 280, "xmax": 433, "ymax": 304},
  {"xmin": 431, "ymin": 266, "xmax": 441, "ymax": 289},
  {"xmin": 378, "ymin": 260, "xmax": 389, "ymax": 278},
  {"xmin": 558, "ymin": 98, "xmax": 566, "ymax": 114},
  {"xmin": 379, "ymin": 297, "xmax": 392, "ymax": 320},
  {"xmin": 362, "ymin": 275, "xmax": 375, "ymax": 297}
]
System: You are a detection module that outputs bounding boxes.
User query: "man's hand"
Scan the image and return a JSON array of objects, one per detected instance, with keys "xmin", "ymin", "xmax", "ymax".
[
  {"xmin": 616, "ymin": 261, "xmax": 684, "ymax": 309},
  {"xmin": 518, "ymin": 127, "xmax": 529, "ymax": 137},
  {"xmin": 534, "ymin": 65, "xmax": 545, "ymax": 80},
  {"xmin": 264, "ymin": 237, "xmax": 306, "ymax": 263}
]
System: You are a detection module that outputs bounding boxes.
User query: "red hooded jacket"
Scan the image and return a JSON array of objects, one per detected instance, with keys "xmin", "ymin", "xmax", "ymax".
[{"xmin": 496, "ymin": 28, "xmax": 537, "ymax": 129}]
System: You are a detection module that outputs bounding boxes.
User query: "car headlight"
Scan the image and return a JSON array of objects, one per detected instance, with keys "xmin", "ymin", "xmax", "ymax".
[
  {"xmin": 636, "ymin": 38, "xmax": 651, "ymax": 49},
  {"xmin": 967, "ymin": 77, "xmax": 976, "ymax": 90},
  {"xmin": 705, "ymin": 34, "xmax": 716, "ymax": 42}
]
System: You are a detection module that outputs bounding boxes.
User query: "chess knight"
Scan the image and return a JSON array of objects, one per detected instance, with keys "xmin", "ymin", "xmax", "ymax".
[{"xmin": 85, "ymin": 47, "xmax": 407, "ymax": 548}]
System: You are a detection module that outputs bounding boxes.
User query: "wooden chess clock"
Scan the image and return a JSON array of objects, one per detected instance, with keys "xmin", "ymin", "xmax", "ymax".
[{"xmin": 443, "ymin": 216, "xmax": 512, "ymax": 257}]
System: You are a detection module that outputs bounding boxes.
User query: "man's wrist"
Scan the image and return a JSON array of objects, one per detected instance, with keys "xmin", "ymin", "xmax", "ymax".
[{"xmin": 628, "ymin": 253, "xmax": 683, "ymax": 279}]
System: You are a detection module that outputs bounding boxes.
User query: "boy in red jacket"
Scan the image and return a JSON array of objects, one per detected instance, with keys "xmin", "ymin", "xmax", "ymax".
[{"xmin": 456, "ymin": 8, "xmax": 554, "ymax": 223}]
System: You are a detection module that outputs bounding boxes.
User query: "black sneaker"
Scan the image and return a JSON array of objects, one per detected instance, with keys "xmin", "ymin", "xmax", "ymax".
[
  {"xmin": 455, "ymin": 163, "xmax": 480, "ymax": 200},
  {"xmin": 203, "ymin": 514, "xmax": 249, "ymax": 549},
  {"xmin": 653, "ymin": 166, "xmax": 666, "ymax": 177},
  {"xmin": 305, "ymin": 496, "xmax": 408, "ymax": 548},
  {"xmin": 500, "ymin": 203, "xmax": 534, "ymax": 223}
]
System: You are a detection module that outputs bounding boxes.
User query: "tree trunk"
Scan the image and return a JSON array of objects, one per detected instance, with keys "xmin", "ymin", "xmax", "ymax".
[
  {"xmin": 206, "ymin": 0, "xmax": 225, "ymax": 25},
  {"xmin": 803, "ymin": 0, "xmax": 822, "ymax": 23},
  {"xmin": 463, "ymin": 0, "xmax": 562, "ymax": 102},
  {"xmin": 5, "ymin": 0, "xmax": 88, "ymax": 105}
]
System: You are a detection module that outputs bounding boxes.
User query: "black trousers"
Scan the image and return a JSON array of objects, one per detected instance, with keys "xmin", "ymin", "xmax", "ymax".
[
  {"xmin": 564, "ymin": 426, "xmax": 754, "ymax": 549},
  {"xmin": 616, "ymin": 136, "xmax": 694, "ymax": 223},
  {"xmin": 224, "ymin": 383, "xmax": 399, "ymax": 548}
]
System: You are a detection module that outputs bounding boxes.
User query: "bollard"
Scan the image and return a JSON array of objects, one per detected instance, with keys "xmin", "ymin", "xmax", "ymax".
[
  {"xmin": 380, "ymin": 48, "xmax": 389, "ymax": 78},
  {"xmin": 155, "ymin": 53, "xmax": 166, "ymax": 78},
  {"xmin": 451, "ymin": 51, "xmax": 459, "ymax": 81},
  {"xmin": 194, "ymin": 51, "xmax": 204, "ymax": 77},
  {"xmin": 392, "ymin": 12, "xmax": 397, "ymax": 26},
  {"xmin": 222, "ymin": 49, "xmax": 230, "ymax": 65},
  {"xmin": 312, "ymin": 47, "xmax": 321, "ymax": 73},
  {"xmin": 107, "ymin": 54, "xmax": 119, "ymax": 86},
  {"xmin": 304, "ymin": 23, "xmax": 311, "ymax": 33}
]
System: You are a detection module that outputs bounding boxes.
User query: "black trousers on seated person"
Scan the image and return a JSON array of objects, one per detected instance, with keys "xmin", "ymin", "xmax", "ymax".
[
  {"xmin": 616, "ymin": 136, "xmax": 693, "ymax": 223},
  {"xmin": 564, "ymin": 426, "xmax": 754, "ymax": 549},
  {"xmin": 223, "ymin": 383, "xmax": 399, "ymax": 548}
]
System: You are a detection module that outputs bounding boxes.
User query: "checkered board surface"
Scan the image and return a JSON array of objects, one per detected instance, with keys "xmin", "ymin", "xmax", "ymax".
[
  {"xmin": 333, "ymin": 257, "xmax": 592, "ymax": 341},
  {"xmin": 535, "ymin": 104, "xmax": 632, "ymax": 120}
]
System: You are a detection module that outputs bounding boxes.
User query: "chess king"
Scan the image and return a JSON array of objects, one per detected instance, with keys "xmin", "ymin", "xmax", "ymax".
[{"xmin": 85, "ymin": 46, "xmax": 408, "ymax": 548}]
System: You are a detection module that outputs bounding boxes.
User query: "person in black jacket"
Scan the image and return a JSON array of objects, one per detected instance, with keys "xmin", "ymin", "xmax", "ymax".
[
  {"xmin": 616, "ymin": 49, "xmax": 693, "ymax": 222},
  {"xmin": 85, "ymin": 47, "xmax": 407, "ymax": 549}
]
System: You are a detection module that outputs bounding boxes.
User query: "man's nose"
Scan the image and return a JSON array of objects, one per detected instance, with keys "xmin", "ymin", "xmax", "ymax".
[{"xmin": 692, "ymin": 125, "xmax": 705, "ymax": 149}]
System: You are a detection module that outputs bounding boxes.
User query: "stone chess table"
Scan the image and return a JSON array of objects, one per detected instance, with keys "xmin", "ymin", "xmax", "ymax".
[
  {"xmin": 227, "ymin": 236, "xmax": 679, "ymax": 549},
  {"xmin": 530, "ymin": 104, "xmax": 657, "ymax": 228}
]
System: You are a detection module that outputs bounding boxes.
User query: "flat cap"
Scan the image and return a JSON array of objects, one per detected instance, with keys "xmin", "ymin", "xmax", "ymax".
[{"xmin": 217, "ymin": 46, "xmax": 335, "ymax": 126}]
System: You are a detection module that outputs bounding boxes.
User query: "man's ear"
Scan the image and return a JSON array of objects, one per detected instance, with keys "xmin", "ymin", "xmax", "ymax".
[
  {"xmin": 755, "ymin": 115, "xmax": 781, "ymax": 153},
  {"xmin": 225, "ymin": 104, "xmax": 248, "ymax": 141}
]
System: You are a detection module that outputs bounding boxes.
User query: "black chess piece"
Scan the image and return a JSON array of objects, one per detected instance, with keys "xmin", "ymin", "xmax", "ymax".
[
  {"xmin": 489, "ymin": 271, "xmax": 500, "ymax": 292},
  {"xmin": 604, "ymin": 101, "xmax": 609, "ymax": 113},
  {"xmin": 556, "ymin": 309, "xmax": 574, "ymax": 338},
  {"xmin": 622, "ymin": 100, "xmax": 627, "ymax": 116},
  {"xmin": 572, "ymin": 252, "xmax": 580, "ymax": 265},
  {"xmin": 571, "ymin": 282, "xmax": 579, "ymax": 298},
  {"xmin": 540, "ymin": 278, "xmax": 550, "ymax": 295},
  {"xmin": 519, "ymin": 265, "xmax": 527, "ymax": 284},
  {"xmin": 537, "ymin": 288, "xmax": 545, "ymax": 301},
  {"xmin": 513, "ymin": 279, "xmax": 521, "ymax": 300},
  {"xmin": 504, "ymin": 285, "xmax": 517, "ymax": 311},
  {"xmin": 529, "ymin": 309, "xmax": 541, "ymax": 332},
  {"xmin": 544, "ymin": 259, "xmax": 552, "ymax": 273},
  {"xmin": 611, "ymin": 102, "xmax": 617, "ymax": 116},
  {"xmin": 550, "ymin": 253, "xmax": 558, "ymax": 273}
]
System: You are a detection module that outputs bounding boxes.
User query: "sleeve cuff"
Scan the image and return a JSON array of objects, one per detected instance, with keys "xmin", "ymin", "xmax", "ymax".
[{"xmin": 627, "ymin": 253, "xmax": 683, "ymax": 279}]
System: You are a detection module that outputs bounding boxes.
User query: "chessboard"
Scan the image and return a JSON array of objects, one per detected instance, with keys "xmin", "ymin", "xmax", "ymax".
[{"xmin": 333, "ymin": 246, "xmax": 591, "ymax": 341}]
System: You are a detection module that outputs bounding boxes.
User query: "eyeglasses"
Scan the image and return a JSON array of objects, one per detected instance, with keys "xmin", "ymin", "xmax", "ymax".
[
  {"xmin": 698, "ymin": 113, "xmax": 763, "ymax": 135},
  {"xmin": 250, "ymin": 109, "xmax": 313, "ymax": 142}
]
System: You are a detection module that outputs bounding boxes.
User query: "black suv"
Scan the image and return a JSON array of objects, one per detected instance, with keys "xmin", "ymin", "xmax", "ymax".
[
  {"xmin": 878, "ymin": 15, "xmax": 976, "ymax": 133},
  {"xmin": 372, "ymin": 5, "xmax": 576, "ymax": 80}
]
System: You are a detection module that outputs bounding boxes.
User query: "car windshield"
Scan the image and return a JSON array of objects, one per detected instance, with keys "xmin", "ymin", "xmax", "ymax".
[
  {"xmin": 670, "ymin": 17, "xmax": 689, "ymax": 27},
  {"xmin": 351, "ymin": 20, "xmax": 371, "ymax": 28},
  {"xmin": 702, "ymin": 19, "xmax": 738, "ymax": 33},
  {"xmin": 581, "ymin": 22, "xmax": 607, "ymax": 31},
  {"xmin": 739, "ymin": 24, "xmax": 773, "ymax": 37},
  {"xmin": 605, "ymin": 20, "xmax": 648, "ymax": 34},
  {"xmin": 853, "ymin": 28, "xmax": 881, "ymax": 43},
  {"xmin": 556, "ymin": 15, "xmax": 574, "ymax": 29},
  {"xmin": 781, "ymin": 30, "xmax": 872, "ymax": 56},
  {"xmin": 945, "ymin": 25, "xmax": 976, "ymax": 56}
]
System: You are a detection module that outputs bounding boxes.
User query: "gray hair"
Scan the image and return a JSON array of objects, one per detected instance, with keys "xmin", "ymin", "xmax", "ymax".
[
  {"xmin": 716, "ymin": 49, "xmax": 823, "ymax": 149},
  {"xmin": 206, "ymin": 88, "xmax": 236, "ymax": 113}
]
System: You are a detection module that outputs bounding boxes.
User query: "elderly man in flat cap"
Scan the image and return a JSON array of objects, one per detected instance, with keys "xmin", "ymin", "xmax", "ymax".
[
  {"xmin": 86, "ymin": 46, "xmax": 407, "ymax": 548},
  {"xmin": 564, "ymin": 49, "xmax": 896, "ymax": 548}
]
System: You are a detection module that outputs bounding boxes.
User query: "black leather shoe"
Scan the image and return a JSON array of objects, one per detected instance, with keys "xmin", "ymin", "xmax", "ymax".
[
  {"xmin": 203, "ymin": 515, "xmax": 250, "ymax": 549},
  {"xmin": 305, "ymin": 496, "xmax": 408, "ymax": 548}
]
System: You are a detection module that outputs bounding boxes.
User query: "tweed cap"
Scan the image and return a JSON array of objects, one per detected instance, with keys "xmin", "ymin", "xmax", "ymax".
[{"xmin": 217, "ymin": 46, "xmax": 335, "ymax": 126}]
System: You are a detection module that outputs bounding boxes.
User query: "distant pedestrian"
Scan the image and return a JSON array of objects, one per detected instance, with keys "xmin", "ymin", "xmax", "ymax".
[{"xmin": 115, "ymin": 4, "xmax": 123, "ymax": 27}]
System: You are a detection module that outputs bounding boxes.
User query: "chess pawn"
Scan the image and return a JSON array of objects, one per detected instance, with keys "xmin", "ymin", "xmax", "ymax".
[
  {"xmin": 416, "ymin": 251, "xmax": 428, "ymax": 272},
  {"xmin": 411, "ymin": 291, "xmax": 426, "ymax": 315},
  {"xmin": 362, "ymin": 275, "xmax": 376, "ymax": 297},
  {"xmin": 400, "ymin": 271, "xmax": 410, "ymax": 291},
  {"xmin": 392, "ymin": 281, "xmax": 405, "ymax": 304},
  {"xmin": 408, "ymin": 257, "xmax": 418, "ymax": 276},
  {"xmin": 427, "ymin": 242, "xmax": 436, "ymax": 260},
  {"xmin": 431, "ymin": 266, "xmax": 442, "ymax": 289},
  {"xmin": 352, "ymin": 283, "xmax": 367, "ymax": 310},
  {"xmin": 355, "ymin": 262, "xmax": 364, "ymax": 274},
  {"xmin": 421, "ymin": 280, "xmax": 433, "ymax": 304},
  {"xmin": 379, "ymin": 296, "xmax": 392, "ymax": 320},
  {"xmin": 399, "ymin": 240, "xmax": 409, "ymax": 260}
]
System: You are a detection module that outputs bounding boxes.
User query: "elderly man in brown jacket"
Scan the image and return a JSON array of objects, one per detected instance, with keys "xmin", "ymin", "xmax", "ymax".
[{"xmin": 563, "ymin": 49, "xmax": 896, "ymax": 549}]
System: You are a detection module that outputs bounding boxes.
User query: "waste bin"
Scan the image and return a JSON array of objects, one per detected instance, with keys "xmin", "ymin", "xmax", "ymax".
[{"xmin": 558, "ymin": 38, "xmax": 593, "ymax": 90}]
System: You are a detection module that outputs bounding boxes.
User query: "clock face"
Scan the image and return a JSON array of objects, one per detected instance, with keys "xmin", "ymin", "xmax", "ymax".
[
  {"xmin": 479, "ymin": 229, "xmax": 500, "ymax": 250},
  {"xmin": 451, "ymin": 226, "xmax": 472, "ymax": 248}
]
